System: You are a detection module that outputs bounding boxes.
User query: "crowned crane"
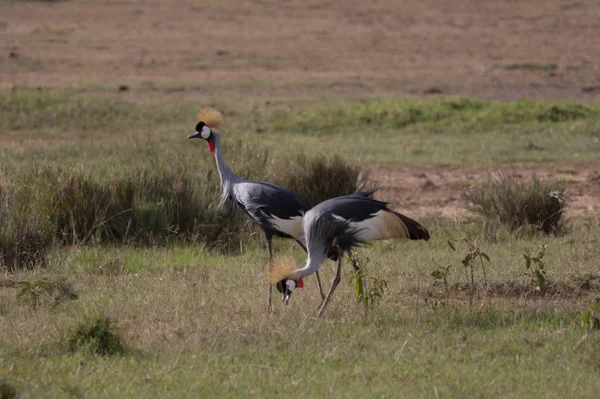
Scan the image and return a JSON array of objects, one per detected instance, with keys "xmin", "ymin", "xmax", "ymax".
[
  {"xmin": 187, "ymin": 107, "xmax": 329, "ymax": 309},
  {"xmin": 269, "ymin": 193, "xmax": 430, "ymax": 316}
]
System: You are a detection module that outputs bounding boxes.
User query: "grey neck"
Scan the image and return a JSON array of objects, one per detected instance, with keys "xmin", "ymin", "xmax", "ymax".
[
  {"xmin": 288, "ymin": 249, "xmax": 327, "ymax": 280},
  {"xmin": 212, "ymin": 132, "xmax": 241, "ymax": 185},
  {"xmin": 211, "ymin": 132, "xmax": 241, "ymax": 211}
]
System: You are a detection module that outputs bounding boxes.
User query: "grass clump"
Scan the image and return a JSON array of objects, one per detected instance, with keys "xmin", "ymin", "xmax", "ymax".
[
  {"xmin": 463, "ymin": 173, "xmax": 567, "ymax": 235},
  {"xmin": 537, "ymin": 104, "xmax": 597, "ymax": 123},
  {"xmin": 0, "ymin": 183, "xmax": 55, "ymax": 270},
  {"xmin": 0, "ymin": 381, "xmax": 17, "ymax": 399},
  {"xmin": 0, "ymin": 147, "xmax": 370, "ymax": 269},
  {"xmin": 68, "ymin": 317, "xmax": 127, "ymax": 356},
  {"xmin": 276, "ymin": 152, "xmax": 370, "ymax": 206},
  {"xmin": 16, "ymin": 279, "xmax": 78, "ymax": 310},
  {"xmin": 495, "ymin": 62, "xmax": 558, "ymax": 71}
]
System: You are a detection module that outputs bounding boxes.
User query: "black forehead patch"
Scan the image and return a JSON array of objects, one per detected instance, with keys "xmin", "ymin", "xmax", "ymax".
[
  {"xmin": 276, "ymin": 280, "xmax": 286, "ymax": 294},
  {"xmin": 195, "ymin": 121, "xmax": 206, "ymax": 131}
]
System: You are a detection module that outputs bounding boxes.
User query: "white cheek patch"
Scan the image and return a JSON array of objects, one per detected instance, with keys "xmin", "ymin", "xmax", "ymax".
[
  {"xmin": 200, "ymin": 126, "xmax": 211, "ymax": 139},
  {"xmin": 286, "ymin": 280, "xmax": 296, "ymax": 292}
]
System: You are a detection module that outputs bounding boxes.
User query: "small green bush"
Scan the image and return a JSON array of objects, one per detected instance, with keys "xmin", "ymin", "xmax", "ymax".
[
  {"xmin": 463, "ymin": 173, "xmax": 567, "ymax": 235},
  {"xmin": 537, "ymin": 104, "xmax": 596, "ymax": 123},
  {"xmin": 68, "ymin": 317, "xmax": 126, "ymax": 356}
]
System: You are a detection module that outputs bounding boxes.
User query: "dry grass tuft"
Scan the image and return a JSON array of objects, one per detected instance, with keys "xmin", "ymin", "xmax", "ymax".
[
  {"xmin": 463, "ymin": 172, "xmax": 568, "ymax": 235},
  {"xmin": 277, "ymin": 152, "xmax": 371, "ymax": 207}
]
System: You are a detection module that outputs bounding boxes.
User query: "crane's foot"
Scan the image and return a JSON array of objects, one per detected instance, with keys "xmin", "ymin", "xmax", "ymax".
[{"xmin": 316, "ymin": 301, "xmax": 329, "ymax": 317}]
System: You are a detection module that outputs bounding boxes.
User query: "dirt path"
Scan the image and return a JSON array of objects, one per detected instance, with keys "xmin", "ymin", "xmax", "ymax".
[{"xmin": 370, "ymin": 162, "xmax": 600, "ymax": 218}]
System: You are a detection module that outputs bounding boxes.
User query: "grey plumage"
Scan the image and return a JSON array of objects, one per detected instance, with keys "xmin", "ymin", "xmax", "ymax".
[
  {"xmin": 305, "ymin": 194, "xmax": 430, "ymax": 258},
  {"xmin": 280, "ymin": 194, "xmax": 430, "ymax": 316},
  {"xmin": 188, "ymin": 125, "xmax": 325, "ymax": 308}
]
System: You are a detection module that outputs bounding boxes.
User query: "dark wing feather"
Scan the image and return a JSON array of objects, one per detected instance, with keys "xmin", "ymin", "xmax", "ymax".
[
  {"xmin": 307, "ymin": 194, "xmax": 430, "ymax": 255},
  {"xmin": 312, "ymin": 195, "xmax": 389, "ymax": 222},
  {"xmin": 392, "ymin": 211, "xmax": 430, "ymax": 241},
  {"xmin": 234, "ymin": 180, "xmax": 310, "ymax": 237},
  {"xmin": 244, "ymin": 180, "xmax": 310, "ymax": 217},
  {"xmin": 354, "ymin": 186, "xmax": 383, "ymax": 198}
]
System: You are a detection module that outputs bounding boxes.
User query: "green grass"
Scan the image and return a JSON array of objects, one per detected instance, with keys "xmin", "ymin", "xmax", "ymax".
[
  {"xmin": 2, "ymin": 90, "xmax": 599, "ymax": 167},
  {"xmin": 1, "ymin": 219, "xmax": 600, "ymax": 398},
  {"xmin": 2, "ymin": 89, "xmax": 600, "ymax": 397}
]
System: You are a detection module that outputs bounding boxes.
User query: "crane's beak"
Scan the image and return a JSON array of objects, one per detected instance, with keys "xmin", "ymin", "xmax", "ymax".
[{"xmin": 187, "ymin": 131, "xmax": 201, "ymax": 139}]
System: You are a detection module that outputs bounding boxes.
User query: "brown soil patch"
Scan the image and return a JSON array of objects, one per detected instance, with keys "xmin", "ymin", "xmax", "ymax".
[
  {"xmin": 1, "ymin": 0, "xmax": 600, "ymax": 101},
  {"xmin": 369, "ymin": 162, "xmax": 600, "ymax": 218}
]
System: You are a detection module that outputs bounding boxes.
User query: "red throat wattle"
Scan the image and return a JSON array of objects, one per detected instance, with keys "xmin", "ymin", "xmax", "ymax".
[
  {"xmin": 208, "ymin": 138, "xmax": 215, "ymax": 153},
  {"xmin": 297, "ymin": 279, "xmax": 304, "ymax": 288}
]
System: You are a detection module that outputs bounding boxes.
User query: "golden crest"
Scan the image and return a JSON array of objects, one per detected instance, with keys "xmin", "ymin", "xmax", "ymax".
[
  {"xmin": 196, "ymin": 107, "xmax": 223, "ymax": 128},
  {"xmin": 267, "ymin": 256, "xmax": 299, "ymax": 283}
]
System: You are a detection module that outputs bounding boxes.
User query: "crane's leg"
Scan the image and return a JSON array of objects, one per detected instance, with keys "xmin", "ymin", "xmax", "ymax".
[
  {"xmin": 294, "ymin": 239, "xmax": 326, "ymax": 301},
  {"xmin": 267, "ymin": 237, "xmax": 274, "ymax": 312},
  {"xmin": 317, "ymin": 255, "xmax": 343, "ymax": 317}
]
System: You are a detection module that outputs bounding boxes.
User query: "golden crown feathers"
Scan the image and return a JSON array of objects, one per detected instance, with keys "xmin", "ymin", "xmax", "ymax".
[
  {"xmin": 197, "ymin": 107, "xmax": 223, "ymax": 128},
  {"xmin": 267, "ymin": 256, "xmax": 300, "ymax": 284}
]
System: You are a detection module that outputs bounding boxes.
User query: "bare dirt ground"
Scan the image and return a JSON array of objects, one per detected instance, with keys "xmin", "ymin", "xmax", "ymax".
[
  {"xmin": 1, "ymin": 0, "xmax": 598, "ymax": 217},
  {"xmin": 371, "ymin": 162, "xmax": 600, "ymax": 218},
  {"xmin": 1, "ymin": 0, "xmax": 600, "ymax": 101}
]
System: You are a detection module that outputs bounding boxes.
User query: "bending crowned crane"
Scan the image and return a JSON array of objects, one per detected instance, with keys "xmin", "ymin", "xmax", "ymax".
[
  {"xmin": 187, "ymin": 107, "xmax": 326, "ymax": 309},
  {"xmin": 269, "ymin": 193, "xmax": 430, "ymax": 316}
]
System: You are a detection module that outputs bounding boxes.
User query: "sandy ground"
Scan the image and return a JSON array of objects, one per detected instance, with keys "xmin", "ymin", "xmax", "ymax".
[{"xmin": 1, "ymin": 0, "xmax": 598, "ymax": 217}]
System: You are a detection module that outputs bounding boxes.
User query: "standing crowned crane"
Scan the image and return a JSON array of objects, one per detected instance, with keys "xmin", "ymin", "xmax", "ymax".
[
  {"xmin": 187, "ymin": 107, "xmax": 327, "ymax": 309},
  {"xmin": 269, "ymin": 193, "xmax": 430, "ymax": 316}
]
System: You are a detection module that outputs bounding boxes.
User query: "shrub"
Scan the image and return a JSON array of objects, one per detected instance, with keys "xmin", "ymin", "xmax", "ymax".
[
  {"xmin": 0, "ymin": 380, "xmax": 17, "ymax": 399},
  {"xmin": 463, "ymin": 172, "xmax": 567, "ymax": 235},
  {"xmin": 68, "ymin": 317, "xmax": 127, "ymax": 356},
  {"xmin": 276, "ymin": 151, "xmax": 371, "ymax": 207},
  {"xmin": 0, "ymin": 145, "xmax": 370, "ymax": 269},
  {"xmin": 0, "ymin": 182, "xmax": 55, "ymax": 270},
  {"xmin": 17, "ymin": 279, "xmax": 78, "ymax": 310}
]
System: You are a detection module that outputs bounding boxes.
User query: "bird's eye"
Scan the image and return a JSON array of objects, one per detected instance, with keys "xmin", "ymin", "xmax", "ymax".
[
  {"xmin": 200, "ymin": 126, "xmax": 211, "ymax": 139},
  {"xmin": 286, "ymin": 280, "xmax": 296, "ymax": 292}
]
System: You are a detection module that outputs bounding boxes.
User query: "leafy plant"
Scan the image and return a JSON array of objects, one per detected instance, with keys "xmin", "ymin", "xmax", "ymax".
[
  {"xmin": 429, "ymin": 258, "xmax": 452, "ymax": 308},
  {"xmin": 347, "ymin": 254, "xmax": 388, "ymax": 309},
  {"xmin": 17, "ymin": 279, "xmax": 78, "ymax": 310},
  {"xmin": 448, "ymin": 238, "xmax": 491, "ymax": 309},
  {"xmin": 523, "ymin": 244, "xmax": 548, "ymax": 294},
  {"xmin": 581, "ymin": 301, "xmax": 600, "ymax": 331}
]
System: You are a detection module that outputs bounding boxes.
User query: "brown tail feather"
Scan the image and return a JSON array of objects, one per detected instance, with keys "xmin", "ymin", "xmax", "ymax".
[{"xmin": 392, "ymin": 211, "xmax": 430, "ymax": 241}]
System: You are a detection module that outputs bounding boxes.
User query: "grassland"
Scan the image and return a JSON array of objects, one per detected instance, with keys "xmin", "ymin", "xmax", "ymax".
[
  {"xmin": 3, "ymin": 0, "xmax": 600, "ymax": 396},
  {"xmin": 1, "ymin": 88, "xmax": 600, "ymax": 398},
  {"xmin": 1, "ymin": 221, "xmax": 600, "ymax": 398},
  {"xmin": 2, "ymin": 90, "xmax": 600, "ymax": 167}
]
